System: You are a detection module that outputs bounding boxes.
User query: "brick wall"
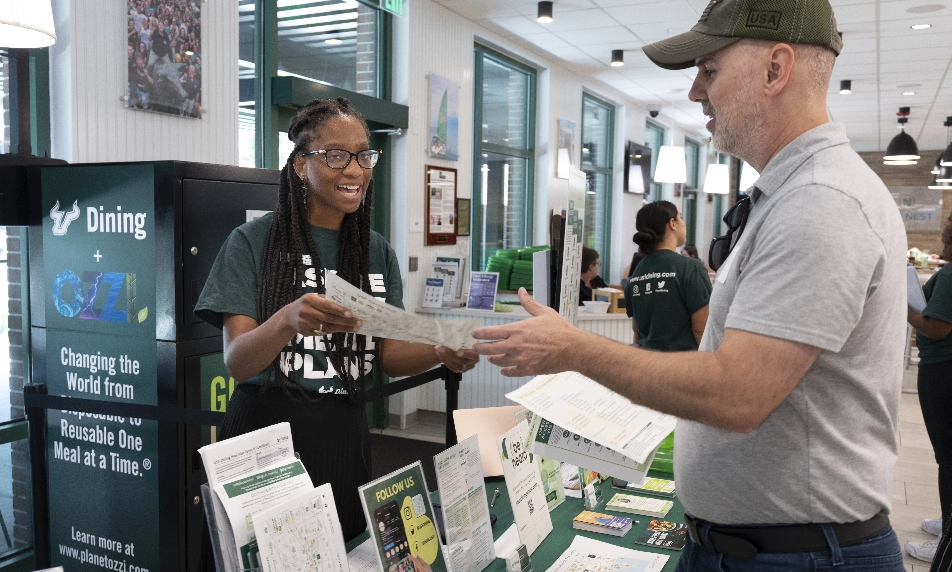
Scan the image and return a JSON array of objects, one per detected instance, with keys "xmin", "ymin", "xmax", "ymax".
[
  {"xmin": 355, "ymin": 5, "xmax": 376, "ymax": 96},
  {"xmin": 6, "ymin": 226, "xmax": 31, "ymax": 549}
]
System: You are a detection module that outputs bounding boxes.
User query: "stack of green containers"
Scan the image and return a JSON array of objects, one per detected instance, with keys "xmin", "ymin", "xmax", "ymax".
[
  {"xmin": 486, "ymin": 247, "xmax": 550, "ymax": 291},
  {"xmin": 486, "ymin": 249, "xmax": 518, "ymax": 290}
]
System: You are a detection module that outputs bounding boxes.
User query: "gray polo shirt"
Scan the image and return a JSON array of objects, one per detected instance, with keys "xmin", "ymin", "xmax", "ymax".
[{"xmin": 676, "ymin": 122, "xmax": 907, "ymax": 524}]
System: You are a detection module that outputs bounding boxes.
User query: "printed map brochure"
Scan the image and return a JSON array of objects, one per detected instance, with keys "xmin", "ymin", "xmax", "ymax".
[
  {"xmin": 633, "ymin": 520, "xmax": 687, "ymax": 551},
  {"xmin": 251, "ymin": 483, "xmax": 349, "ymax": 572},
  {"xmin": 605, "ymin": 493, "xmax": 673, "ymax": 518},
  {"xmin": 547, "ymin": 535, "xmax": 668, "ymax": 572},
  {"xmin": 358, "ymin": 461, "xmax": 447, "ymax": 572},
  {"xmin": 572, "ymin": 510, "xmax": 632, "ymax": 537},
  {"xmin": 213, "ymin": 458, "xmax": 314, "ymax": 568}
]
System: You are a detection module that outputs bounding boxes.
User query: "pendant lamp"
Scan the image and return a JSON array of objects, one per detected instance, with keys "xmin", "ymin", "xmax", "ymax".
[
  {"xmin": 884, "ymin": 107, "xmax": 920, "ymax": 163},
  {"xmin": 0, "ymin": 1, "xmax": 57, "ymax": 48},
  {"xmin": 940, "ymin": 116, "xmax": 952, "ymax": 167}
]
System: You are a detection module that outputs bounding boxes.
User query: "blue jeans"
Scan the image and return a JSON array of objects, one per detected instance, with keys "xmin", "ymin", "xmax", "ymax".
[{"xmin": 674, "ymin": 523, "xmax": 905, "ymax": 571}]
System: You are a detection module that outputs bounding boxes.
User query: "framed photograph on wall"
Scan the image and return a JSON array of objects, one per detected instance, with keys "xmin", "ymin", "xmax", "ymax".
[
  {"xmin": 126, "ymin": 2, "xmax": 203, "ymax": 118},
  {"xmin": 456, "ymin": 198, "xmax": 471, "ymax": 236},
  {"xmin": 425, "ymin": 165, "xmax": 458, "ymax": 246}
]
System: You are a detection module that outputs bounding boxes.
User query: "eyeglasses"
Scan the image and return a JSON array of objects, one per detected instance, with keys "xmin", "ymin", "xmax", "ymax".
[
  {"xmin": 708, "ymin": 195, "xmax": 752, "ymax": 271},
  {"xmin": 300, "ymin": 149, "xmax": 381, "ymax": 170}
]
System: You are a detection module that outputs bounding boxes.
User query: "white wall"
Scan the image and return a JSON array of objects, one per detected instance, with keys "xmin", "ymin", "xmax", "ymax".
[
  {"xmin": 392, "ymin": 0, "xmax": 709, "ymax": 417},
  {"xmin": 50, "ymin": 0, "xmax": 239, "ymax": 165}
]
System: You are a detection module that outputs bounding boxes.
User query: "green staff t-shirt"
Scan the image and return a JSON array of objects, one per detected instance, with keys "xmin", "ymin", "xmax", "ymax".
[
  {"xmin": 624, "ymin": 249, "xmax": 712, "ymax": 351},
  {"xmin": 195, "ymin": 213, "xmax": 404, "ymax": 393},
  {"xmin": 917, "ymin": 262, "xmax": 952, "ymax": 365}
]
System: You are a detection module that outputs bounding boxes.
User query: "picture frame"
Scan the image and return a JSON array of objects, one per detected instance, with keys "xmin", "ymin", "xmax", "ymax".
[
  {"xmin": 425, "ymin": 165, "xmax": 458, "ymax": 246},
  {"xmin": 456, "ymin": 198, "xmax": 471, "ymax": 237}
]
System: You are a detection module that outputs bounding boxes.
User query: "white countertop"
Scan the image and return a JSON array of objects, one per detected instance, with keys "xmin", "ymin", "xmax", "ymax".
[{"xmin": 415, "ymin": 305, "xmax": 630, "ymax": 320}]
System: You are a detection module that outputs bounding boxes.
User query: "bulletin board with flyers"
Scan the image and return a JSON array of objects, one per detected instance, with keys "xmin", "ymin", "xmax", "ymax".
[{"xmin": 425, "ymin": 165, "xmax": 458, "ymax": 246}]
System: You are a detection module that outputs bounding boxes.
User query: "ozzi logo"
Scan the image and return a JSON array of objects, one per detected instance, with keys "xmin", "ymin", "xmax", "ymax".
[
  {"xmin": 747, "ymin": 10, "xmax": 781, "ymax": 30},
  {"xmin": 52, "ymin": 269, "xmax": 148, "ymax": 323}
]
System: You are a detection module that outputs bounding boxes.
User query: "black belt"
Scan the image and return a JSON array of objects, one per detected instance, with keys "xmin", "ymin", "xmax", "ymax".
[{"xmin": 684, "ymin": 513, "xmax": 890, "ymax": 560}]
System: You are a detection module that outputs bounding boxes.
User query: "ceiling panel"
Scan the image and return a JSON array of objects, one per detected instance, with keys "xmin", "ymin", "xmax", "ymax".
[{"xmin": 440, "ymin": 0, "xmax": 952, "ymax": 152}]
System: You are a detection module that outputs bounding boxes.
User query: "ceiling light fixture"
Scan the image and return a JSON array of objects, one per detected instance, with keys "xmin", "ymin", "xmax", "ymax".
[
  {"xmin": 702, "ymin": 164, "xmax": 729, "ymax": 194},
  {"xmin": 537, "ymin": 1, "xmax": 553, "ymax": 23},
  {"xmin": 940, "ymin": 116, "xmax": 952, "ymax": 167},
  {"xmin": 911, "ymin": 23, "xmax": 932, "ymax": 29},
  {"xmin": 884, "ymin": 107, "xmax": 920, "ymax": 163},
  {"xmin": 654, "ymin": 145, "xmax": 687, "ymax": 196},
  {"xmin": 0, "ymin": 1, "xmax": 57, "ymax": 47},
  {"xmin": 903, "ymin": 91, "xmax": 916, "ymax": 96},
  {"xmin": 325, "ymin": 38, "xmax": 342, "ymax": 44},
  {"xmin": 611, "ymin": 49, "xmax": 624, "ymax": 67},
  {"xmin": 839, "ymin": 80, "xmax": 852, "ymax": 94}
]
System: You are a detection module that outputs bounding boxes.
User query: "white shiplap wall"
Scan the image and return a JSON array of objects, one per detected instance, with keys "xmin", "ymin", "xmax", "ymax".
[
  {"xmin": 393, "ymin": 0, "xmax": 703, "ymax": 418},
  {"xmin": 50, "ymin": 0, "xmax": 238, "ymax": 165}
]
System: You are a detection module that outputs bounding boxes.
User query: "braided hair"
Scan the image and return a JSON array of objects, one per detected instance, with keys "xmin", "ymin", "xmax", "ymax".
[{"xmin": 257, "ymin": 97, "xmax": 376, "ymax": 398}]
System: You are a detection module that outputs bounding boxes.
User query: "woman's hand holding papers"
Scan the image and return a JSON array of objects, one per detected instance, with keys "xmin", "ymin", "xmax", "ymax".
[
  {"xmin": 434, "ymin": 345, "xmax": 480, "ymax": 373},
  {"xmin": 471, "ymin": 288, "xmax": 587, "ymax": 377}
]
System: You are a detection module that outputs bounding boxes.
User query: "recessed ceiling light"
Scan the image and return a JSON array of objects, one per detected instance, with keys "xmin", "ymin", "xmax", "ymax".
[
  {"xmin": 911, "ymin": 23, "xmax": 932, "ymax": 29},
  {"xmin": 907, "ymin": 4, "xmax": 945, "ymax": 14},
  {"xmin": 903, "ymin": 91, "xmax": 916, "ymax": 95},
  {"xmin": 325, "ymin": 38, "xmax": 342, "ymax": 44}
]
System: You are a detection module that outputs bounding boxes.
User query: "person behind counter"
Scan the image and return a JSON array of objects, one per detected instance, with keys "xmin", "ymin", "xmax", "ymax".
[
  {"xmin": 194, "ymin": 97, "xmax": 478, "ymax": 547},
  {"xmin": 626, "ymin": 201, "xmax": 711, "ymax": 349},
  {"xmin": 579, "ymin": 245, "xmax": 609, "ymax": 305}
]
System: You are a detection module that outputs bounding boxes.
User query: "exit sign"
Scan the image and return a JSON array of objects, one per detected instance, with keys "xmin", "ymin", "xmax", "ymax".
[{"xmin": 380, "ymin": 0, "xmax": 405, "ymax": 17}]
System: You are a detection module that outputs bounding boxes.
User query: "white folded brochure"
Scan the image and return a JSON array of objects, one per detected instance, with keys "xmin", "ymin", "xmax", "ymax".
[
  {"xmin": 325, "ymin": 271, "xmax": 480, "ymax": 349},
  {"xmin": 252, "ymin": 483, "xmax": 349, "ymax": 572},
  {"xmin": 506, "ymin": 371, "xmax": 676, "ymax": 465},
  {"xmin": 214, "ymin": 458, "xmax": 314, "ymax": 568}
]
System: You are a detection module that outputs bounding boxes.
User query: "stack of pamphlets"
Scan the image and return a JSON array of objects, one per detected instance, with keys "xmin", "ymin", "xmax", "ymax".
[
  {"xmin": 611, "ymin": 477, "xmax": 676, "ymax": 498},
  {"xmin": 198, "ymin": 423, "xmax": 348, "ymax": 572},
  {"xmin": 633, "ymin": 520, "xmax": 687, "ymax": 551},
  {"xmin": 604, "ymin": 493, "xmax": 674, "ymax": 518},
  {"xmin": 572, "ymin": 510, "xmax": 632, "ymax": 537}
]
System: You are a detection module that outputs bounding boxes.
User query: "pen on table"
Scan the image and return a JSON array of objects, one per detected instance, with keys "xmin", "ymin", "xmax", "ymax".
[{"xmin": 490, "ymin": 487, "xmax": 500, "ymax": 508}]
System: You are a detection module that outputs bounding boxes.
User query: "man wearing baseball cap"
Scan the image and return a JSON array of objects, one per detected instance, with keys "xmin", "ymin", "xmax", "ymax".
[{"xmin": 473, "ymin": 0, "xmax": 909, "ymax": 570}]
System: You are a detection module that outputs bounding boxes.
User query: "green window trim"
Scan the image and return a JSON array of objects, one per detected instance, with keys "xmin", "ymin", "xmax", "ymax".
[
  {"xmin": 581, "ymin": 92, "xmax": 615, "ymax": 278},
  {"xmin": 644, "ymin": 121, "xmax": 665, "ymax": 201},
  {"xmin": 471, "ymin": 44, "xmax": 537, "ymax": 272}
]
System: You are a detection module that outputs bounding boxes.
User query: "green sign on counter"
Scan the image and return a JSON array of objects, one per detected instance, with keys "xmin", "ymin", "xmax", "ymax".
[{"xmin": 41, "ymin": 165, "xmax": 160, "ymax": 572}]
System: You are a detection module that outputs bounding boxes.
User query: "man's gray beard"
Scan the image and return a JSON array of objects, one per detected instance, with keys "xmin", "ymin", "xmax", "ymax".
[{"xmin": 709, "ymin": 86, "xmax": 765, "ymax": 164}]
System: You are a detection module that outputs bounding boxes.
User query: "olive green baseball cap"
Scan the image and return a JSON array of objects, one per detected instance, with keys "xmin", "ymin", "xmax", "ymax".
[{"xmin": 643, "ymin": 0, "xmax": 843, "ymax": 70}]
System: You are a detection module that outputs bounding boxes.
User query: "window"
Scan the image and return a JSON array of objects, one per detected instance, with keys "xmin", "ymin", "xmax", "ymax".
[
  {"xmin": 713, "ymin": 152, "xmax": 729, "ymax": 236},
  {"xmin": 238, "ymin": 0, "xmax": 388, "ymax": 168},
  {"xmin": 277, "ymin": 0, "xmax": 381, "ymax": 95},
  {"xmin": 472, "ymin": 46, "xmax": 536, "ymax": 272},
  {"xmin": 237, "ymin": 0, "xmax": 256, "ymax": 167},
  {"xmin": 581, "ymin": 94, "xmax": 614, "ymax": 276},
  {"xmin": 683, "ymin": 139, "xmax": 701, "ymax": 246},
  {"xmin": 0, "ymin": 51, "xmax": 8, "ymax": 154},
  {"xmin": 644, "ymin": 122, "xmax": 664, "ymax": 201}
]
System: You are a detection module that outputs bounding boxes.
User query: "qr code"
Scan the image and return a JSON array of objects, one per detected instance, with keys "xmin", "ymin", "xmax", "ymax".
[{"xmin": 527, "ymin": 499, "xmax": 534, "ymax": 515}]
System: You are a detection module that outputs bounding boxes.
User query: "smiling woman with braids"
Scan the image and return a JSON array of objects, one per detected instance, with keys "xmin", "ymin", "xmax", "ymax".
[{"xmin": 195, "ymin": 97, "xmax": 478, "ymax": 542}]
